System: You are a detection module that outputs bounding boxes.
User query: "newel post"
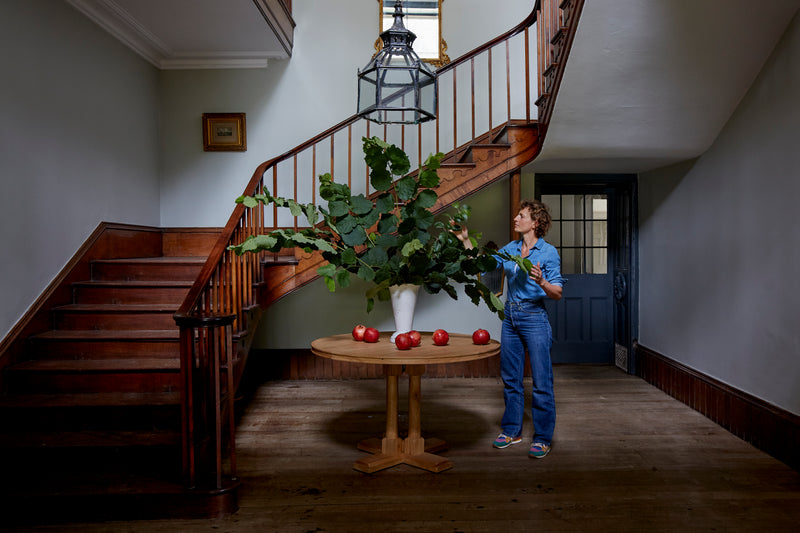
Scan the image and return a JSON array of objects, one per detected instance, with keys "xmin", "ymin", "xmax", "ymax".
[{"xmin": 175, "ymin": 313, "xmax": 239, "ymax": 493}]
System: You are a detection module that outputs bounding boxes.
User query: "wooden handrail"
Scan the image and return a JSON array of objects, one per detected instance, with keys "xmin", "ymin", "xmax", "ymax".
[{"xmin": 173, "ymin": 0, "xmax": 583, "ymax": 492}]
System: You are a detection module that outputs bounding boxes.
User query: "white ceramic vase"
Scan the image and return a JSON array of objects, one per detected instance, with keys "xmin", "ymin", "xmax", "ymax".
[{"xmin": 389, "ymin": 283, "xmax": 420, "ymax": 343}]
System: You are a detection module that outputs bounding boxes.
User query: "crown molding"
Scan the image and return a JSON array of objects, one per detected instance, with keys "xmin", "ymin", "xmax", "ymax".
[
  {"xmin": 160, "ymin": 53, "xmax": 270, "ymax": 70},
  {"xmin": 65, "ymin": 0, "xmax": 286, "ymax": 69},
  {"xmin": 253, "ymin": 0, "xmax": 295, "ymax": 58},
  {"xmin": 66, "ymin": 0, "xmax": 168, "ymax": 68}
]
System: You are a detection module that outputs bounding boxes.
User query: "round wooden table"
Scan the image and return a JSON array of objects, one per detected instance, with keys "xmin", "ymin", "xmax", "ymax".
[{"xmin": 311, "ymin": 331, "xmax": 500, "ymax": 473}]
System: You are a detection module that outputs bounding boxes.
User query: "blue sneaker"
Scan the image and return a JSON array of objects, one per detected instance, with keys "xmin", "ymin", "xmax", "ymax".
[
  {"xmin": 492, "ymin": 433, "xmax": 522, "ymax": 449},
  {"xmin": 529, "ymin": 442, "xmax": 551, "ymax": 459}
]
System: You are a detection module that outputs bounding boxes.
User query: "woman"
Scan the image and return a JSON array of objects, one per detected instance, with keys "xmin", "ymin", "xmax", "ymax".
[{"xmin": 457, "ymin": 199, "xmax": 563, "ymax": 458}]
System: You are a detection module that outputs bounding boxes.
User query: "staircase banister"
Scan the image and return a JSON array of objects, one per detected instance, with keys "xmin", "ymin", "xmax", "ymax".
[
  {"xmin": 174, "ymin": 4, "xmax": 545, "ymax": 324},
  {"xmin": 174, "ymin": 114, "xmax": 366, "ymax": 323},
  {"xmin": 251, "ymin": 113, "xmax": 362, "ymax": 188},
  {"xmin": 233, "ymin": 113, "xmax": 364, "ymax": 204},
  {"xmin": 173, "ymin": 203, "xmax": 245, "ymax": 322},
  {"xmin": 435, "ymin": 1, "xmax": 540, "ymax": 76}
]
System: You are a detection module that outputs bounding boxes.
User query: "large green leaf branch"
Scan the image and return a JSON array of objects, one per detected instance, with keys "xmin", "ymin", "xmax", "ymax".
[{"xmin": 230, "ymin": 136, "xmax": 508, "ymax": 318}]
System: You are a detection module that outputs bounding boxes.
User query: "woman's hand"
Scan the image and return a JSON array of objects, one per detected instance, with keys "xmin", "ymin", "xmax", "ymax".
[
  {"xmin": 529, "ymin": 262, "xmax": 544, "ymax": 284},
  {"xmin": 451, "ymin": 222, "xmax": 473, "ymax": 249},
  {"xmin": 530, "ymin": 261, "xmax": 562, "ymax": 300}
]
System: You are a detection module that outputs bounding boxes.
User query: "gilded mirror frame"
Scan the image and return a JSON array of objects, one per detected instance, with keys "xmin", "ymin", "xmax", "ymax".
[{"xmin": 377, "ymin": 0, "xmax": 450, "ymax": 68}]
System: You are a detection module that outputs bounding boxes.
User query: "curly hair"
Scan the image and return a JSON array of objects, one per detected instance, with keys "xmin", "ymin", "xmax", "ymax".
[{"xmin": 520, "ymin": 199, "xmax": 552, "ymax": 238}]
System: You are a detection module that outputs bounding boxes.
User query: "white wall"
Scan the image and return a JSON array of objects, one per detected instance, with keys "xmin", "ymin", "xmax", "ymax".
[
  {"xmin": 0, "ymin": 0, "xmax": 161, "ymax": 339},
  {"xmin": 638, "ymin": 12, "xmax": 800, "ymax": 414},
  {"xmin": 158, "ymin": 1, "xmax": 375, "ymax": 227},
  {"xmin": 158, "ymin": 0, "xmax": 533, "ymax": 227},
  {"xmin": 443, "ymin": 0, "xmax": 533, "ymax": 58}
]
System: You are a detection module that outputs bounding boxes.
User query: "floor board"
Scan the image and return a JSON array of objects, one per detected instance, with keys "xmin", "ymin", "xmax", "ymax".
[{"xmin": 11, "ymin": 366, "xmax": 800, "ymax": 532}]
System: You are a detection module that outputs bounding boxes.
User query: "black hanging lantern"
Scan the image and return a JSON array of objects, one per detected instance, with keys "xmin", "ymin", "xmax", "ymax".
[{"xmin": 357, "ymin": 0, "xmax": 437, "ymax": 124}]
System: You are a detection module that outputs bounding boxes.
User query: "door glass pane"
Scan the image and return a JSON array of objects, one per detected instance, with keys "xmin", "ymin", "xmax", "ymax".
[
  {"xmin": 561, "ymin": 248, "xmax": 583, "ymax": 274},
  {"xmin": 589, "ymin": 196, "xmax": 607, "ymax": 220},
  {"xmin": 540, "ymin": 192, "xmax": 608, "ymax": 275},
  {"xmin": 561, "ymin": 221, "xmax": 584, "ymax": 247},
  {"xmin": 542, "ymin": 195, "xmax": 560, "ymax": 219},
  {"xmin": 587, "ymin": 221, "xmax": 607, "ymax": 247},
  {"xmin": 548, "ymin": 221, "xmax": 561, "ymax": 247},
  {"xmin": 586, "ymin": 247, "xmax": 607, "ymax": 274},
  {"xmin": 561, "ymin": 195, "xmax": 583, "ymax": 219}
]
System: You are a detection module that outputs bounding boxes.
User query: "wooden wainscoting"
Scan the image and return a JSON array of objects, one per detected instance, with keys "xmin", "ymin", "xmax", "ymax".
[
  {"xmin": 248, "ymin": 349, "xmax": 502, "ymax": 380},
  {"xmin": 635, "ymin": 343, "xmax": 800, "ymax": 471}
]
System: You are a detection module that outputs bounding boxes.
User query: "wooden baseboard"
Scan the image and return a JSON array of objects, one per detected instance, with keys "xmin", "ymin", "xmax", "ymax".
[{"xmin": 635, "ymin": 343, "xmax": 800, "ymax": 471}]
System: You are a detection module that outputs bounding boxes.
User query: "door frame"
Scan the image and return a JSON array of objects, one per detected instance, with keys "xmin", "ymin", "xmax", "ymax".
[{"xmin": 534, "ymin": 173, "xmax": 639, "ymax": 373}]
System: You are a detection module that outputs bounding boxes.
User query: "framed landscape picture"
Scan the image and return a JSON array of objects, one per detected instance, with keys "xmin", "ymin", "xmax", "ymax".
[{"xmin": 202, "ymin": 113, "xmax": 246, "ymax": 151}]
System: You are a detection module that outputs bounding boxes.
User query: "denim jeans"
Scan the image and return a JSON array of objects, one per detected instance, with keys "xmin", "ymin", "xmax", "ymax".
[{"xmin": 500, "ymin": 300, "xmax": 555, "ymax": 445}]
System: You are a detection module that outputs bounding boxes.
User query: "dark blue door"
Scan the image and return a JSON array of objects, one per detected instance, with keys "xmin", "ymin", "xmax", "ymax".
[{"xmin": 540, "ymin": 192, "xmax": 614, "ymax": 364}]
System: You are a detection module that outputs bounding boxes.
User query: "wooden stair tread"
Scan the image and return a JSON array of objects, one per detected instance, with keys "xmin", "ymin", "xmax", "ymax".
[
  {"xmin": 72, "ymin": 280, "xmax": 194, "ymax": 287},
  {"xmin": 34, "ymin": 329, "xmax": 180, "ymax": 340},
  {"xmin": 262, "ymin": 255, "xmax": 300, "ymax": 265},
  {"xmin": 10, "ymin": 358, "xmax": 180, "ymax": 372},
  {"xmin": 0, "ymin": 391, "xmax": 181, "ymax": 408},
  {"xmin": 0, "ymin": 429, "xmax": 181, "ymax": 448},
  {"xmin": 459, "ymin": 143, "xmax": 512, "ymax": 162},
  {"xmin": 54, "ymin": 303, "xmax": 179, "ymax": 313},
  {"xmin": 92, "ymin": 256, "xmax": 206, "ymax": 264},
  {"xmin": 440, "ymin": 161, "xmax": 476, "ymax": 168},
  {"xmin": 469, "ymin": 142, "xmax": 512, "ymax": 149}
]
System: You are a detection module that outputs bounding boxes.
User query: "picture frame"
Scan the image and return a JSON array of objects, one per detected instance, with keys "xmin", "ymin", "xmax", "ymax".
[{"xmin": 202, "ymin": 113, "xmax": 247, "ymax": 152}]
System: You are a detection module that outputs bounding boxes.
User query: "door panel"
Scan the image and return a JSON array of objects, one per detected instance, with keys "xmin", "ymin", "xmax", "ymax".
[{"xmin": 545, "ymin": 273, "xmax": 613, "ymax": 363}]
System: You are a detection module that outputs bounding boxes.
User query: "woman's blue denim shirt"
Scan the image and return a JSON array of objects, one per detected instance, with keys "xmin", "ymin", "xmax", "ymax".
[{"xmin": 497, "ymin": 238, "xmax": 564, "ymax": 303}]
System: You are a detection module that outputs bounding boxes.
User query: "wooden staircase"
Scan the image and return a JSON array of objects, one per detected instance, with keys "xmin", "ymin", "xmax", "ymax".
[
  {"xmin": 0, "ymin": 0, "xmax": 585, "ymax": 522},
  {"xmin": 258, "ymin": 122, "xmax": 541, "ymax": 307},
  {"xmin": 0, "ymin": 228, "xmax": 237, "ymax": 523},
  {"xmin": 173, "ymin": 0, "xmax": 583, "ymax": 510}
]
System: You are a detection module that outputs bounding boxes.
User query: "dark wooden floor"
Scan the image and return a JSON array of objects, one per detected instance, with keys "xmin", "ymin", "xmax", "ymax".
[{"xmin": 10, "ymin": 366, "xmax": 800, "ymax": 532}]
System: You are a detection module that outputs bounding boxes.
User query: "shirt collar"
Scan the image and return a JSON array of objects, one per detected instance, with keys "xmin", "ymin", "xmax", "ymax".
[{"xmin": 515, "ymin": 237, "xmax": 543, "ymax": 251}]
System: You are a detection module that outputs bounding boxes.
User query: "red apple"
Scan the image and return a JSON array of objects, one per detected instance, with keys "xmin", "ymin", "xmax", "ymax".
[
  {"xmin": 472, "ymin": 328, "xmax": 490, "ymax": 345},
  {"xmin": 432, "ymin": 328, "xmax": 449, "ymax": 346},
  {"xmin": 363, "ymin": 327, "xmax": 380, "ymax": 343},
  {"xmin": 352, "ymin": 324, "xmax": 367, "ymax": 341},
  {"xmin": 395, "ymin": 333, "xmax": 412, "ymax": 350},
  {"xmin": 407, "ymin": 330, "xmax": 421, "ymax": 347}
]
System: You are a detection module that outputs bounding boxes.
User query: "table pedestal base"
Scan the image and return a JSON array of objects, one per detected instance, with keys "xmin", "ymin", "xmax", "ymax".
[
  {"xmin": 355, "ymin": 436, "xmax": 451, "ymax": 473},
  {"xmin": 353, "ymin": 364, "xmax": 452, "ymax": 474}
]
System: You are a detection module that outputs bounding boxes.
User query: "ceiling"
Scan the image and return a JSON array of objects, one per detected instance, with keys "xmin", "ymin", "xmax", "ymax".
[
  {"xmin": 67, "ymin": 0, "xmax": 799, "ymax": 175},
  {"xmin": 531, "ymin": 0, "xmax": 800, "ymax": 174},
  {"xmin": 65, "ymin": 0, "xmax": 294, "ymax": 69}
]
